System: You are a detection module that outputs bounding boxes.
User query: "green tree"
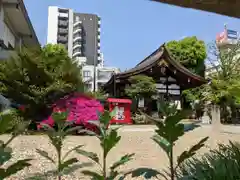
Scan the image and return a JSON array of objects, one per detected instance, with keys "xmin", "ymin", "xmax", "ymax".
[
  {"xmin": 166, "ymin": 36, "xmax": 207, "ymax": 76},
  {"xmin": 125, "ymin": 75, "xmax": 156, "ymax": 99},
  {"xmin": 184, "ymin": 42, "xmax": 240, "ymax": 123},
  {"xmin": 0, "ymin": 44, "xmax": 84, "ymax": 121}
]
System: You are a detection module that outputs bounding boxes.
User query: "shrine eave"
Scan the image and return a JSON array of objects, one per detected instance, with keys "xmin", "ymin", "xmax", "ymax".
[{"xmin": 104, "ymin": 44, "xmax": 207, "ymax": 89}]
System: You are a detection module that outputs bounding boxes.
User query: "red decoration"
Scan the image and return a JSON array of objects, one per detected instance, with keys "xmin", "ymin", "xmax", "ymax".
[{"xmin": 107, "ymin": 98, "xmax": 132, "ymax": 125}]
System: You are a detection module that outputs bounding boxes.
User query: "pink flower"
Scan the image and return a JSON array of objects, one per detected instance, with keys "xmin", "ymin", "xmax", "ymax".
[{"xmin": 40, "ymin": 93, "xmax": 104, "ymax": 128}]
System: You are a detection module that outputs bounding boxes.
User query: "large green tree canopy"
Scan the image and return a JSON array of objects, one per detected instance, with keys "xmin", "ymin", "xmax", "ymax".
[
  {"xmin": 166, "ymin": 36, "xmax": 207, "ymax": 76},
  {"xmin": 0, "ymin": 44, "xmax": 84, "ymax": 120}
]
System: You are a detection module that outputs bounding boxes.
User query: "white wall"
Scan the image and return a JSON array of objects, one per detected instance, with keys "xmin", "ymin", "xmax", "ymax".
[
  {"xmin": 68, "ymin": 9, "xmax": 73, "ymax": 57},
  {"xmin": 0, "ymin": 4, "xmax": 16, "ymax": 49},
  {"xmin": 82, "ymin": 65, "xmax": 119, "ymax": 91},
  {"xmin": 47, "ymin": 6, "xmax": 58, "ymax": 44}
]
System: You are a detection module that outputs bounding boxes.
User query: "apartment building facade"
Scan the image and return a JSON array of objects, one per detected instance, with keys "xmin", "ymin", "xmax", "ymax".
[
  {"xmin": 0, "ymin": 0, "xmax": 39, "ymax": 60},
  {"xmin": 0, "ymin": 0, "xmax": 40, "ymax": 110},
  {"xmin": 47, "ymin": 6, "xmax": 101, "ymax": 66}
]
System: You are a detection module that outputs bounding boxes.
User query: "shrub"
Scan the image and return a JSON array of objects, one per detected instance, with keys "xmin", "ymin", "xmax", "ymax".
[
  {"xmin": 0, "ymin": 110, "xmax": 30, "ymax": 179},
  {"xmin": 178, "ymin": 141, "xmax": 240, "ymax": 180}
]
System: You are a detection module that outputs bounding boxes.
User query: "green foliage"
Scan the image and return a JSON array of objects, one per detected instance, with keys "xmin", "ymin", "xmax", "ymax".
[
  {"xmin": 86, "ymin": 89, "xmax": 107, "ymax": 100},
  {"xmin": 184, "ymin": 42, "xmax": 240, "ymax": 122},
  {"xmin": 0, "ymin": 44, "xmax": 84, "ymax": 120},
  {"xmin": 32, "ymin": 111, "xmax": 90, "ymax": 180},
  {"xmin": 128, "ymin": 101, "xmax": 208, "ymax": 180},
  {"xmin": 76, "ymin": 109, "xmax": 135, "ymax": 180},
  {"xmin": 0, "ymin": 110, "xmax": 31, "ymax": 179},
  {"xmin": 166, "ymin": 36, "xmax": 207, "ymax": 76},
  {"xmin": 125, "ymin": 75, "xmax": 156, "ymax": 99},
  {"xmin": 178, "ymin": 141, "xmax": 240, "ymax": 180}
]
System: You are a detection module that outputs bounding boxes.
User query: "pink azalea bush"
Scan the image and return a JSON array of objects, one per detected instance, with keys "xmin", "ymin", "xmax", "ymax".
[{"xmin": 38, "ymin": 93, "xmax": 104, "ymax": 130}]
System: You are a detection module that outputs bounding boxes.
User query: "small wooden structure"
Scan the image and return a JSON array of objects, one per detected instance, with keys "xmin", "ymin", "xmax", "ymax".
[
  {"xmin": 103, "ymin": 44, "xmax": 206, "ymax": 109},
  {"xmin": 107, "ymin": 98, "xmax": 132, "ymax": 124}
]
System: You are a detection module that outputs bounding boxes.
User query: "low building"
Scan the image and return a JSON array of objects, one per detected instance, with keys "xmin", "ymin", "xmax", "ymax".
[
  {"xmin": 103, "ymin": 44, "xmax": 206, "ymax": 109},
  {"xmin": 82, "ymin": 65, "xmax": 120, "ymax": 92},
  {"xmin": 0, "ymin": 0, "xmax": 40, "ymax": 110}
]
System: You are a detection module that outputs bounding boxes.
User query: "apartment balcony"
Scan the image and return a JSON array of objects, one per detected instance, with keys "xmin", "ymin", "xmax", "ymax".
[
  {"xmin": 73, "ymin": 43, "xmax": 81, "ymax": 50},
  {"xmin": 58, "ymin": 20, "xmax": 68, "ymax": 27},
  {"xmin": 57, "ymin": 35, "xmax": 68, "ymax": 43},
  {"xmin": 72, "ymin": 50, "xmax": 82, "ymax": 58},
  {"xmin": 73, "ymin": 21, "xmax": 82, "ymax": 27},
  {"xmin": 58, "ymin": 12, "xmax": 68, "ymax": 18},
  {"xmin": 73, "ymin": 36, "xmax": 82, "ymax": 42},
  {"xmin": 73, "ymin": 28, "xmax": 82, "ymax": 35},
  {"xmin": 58, "ymin": 28, "xmax": 68, "ymax": 34}
]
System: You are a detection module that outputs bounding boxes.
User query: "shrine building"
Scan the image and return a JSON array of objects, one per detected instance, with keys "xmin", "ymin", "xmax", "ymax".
[{"xmin": 103, "ymin": 44, "xmax": 207, "ymax": 109}]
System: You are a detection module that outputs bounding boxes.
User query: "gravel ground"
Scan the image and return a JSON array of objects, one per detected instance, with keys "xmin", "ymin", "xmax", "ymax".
[{"xmin": 1, "ymin": 125, "xmax": 240, "ymax": 180}]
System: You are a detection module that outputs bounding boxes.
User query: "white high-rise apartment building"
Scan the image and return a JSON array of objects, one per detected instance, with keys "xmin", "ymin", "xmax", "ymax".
[{"xmin": 47, "ymin": 6, "xmax": 102, "ymax": 66}]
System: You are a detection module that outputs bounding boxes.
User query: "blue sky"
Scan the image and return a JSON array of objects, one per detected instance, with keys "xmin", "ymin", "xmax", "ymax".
[{"xmin": 24, "ymin": 0, "xmax": 240, "ymax": 70}]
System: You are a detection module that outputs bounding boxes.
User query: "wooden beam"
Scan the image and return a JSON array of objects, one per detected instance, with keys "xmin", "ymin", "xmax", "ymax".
[{"xmin": 152, "ymin": 0, "xmax": 240, "ymax": 18}]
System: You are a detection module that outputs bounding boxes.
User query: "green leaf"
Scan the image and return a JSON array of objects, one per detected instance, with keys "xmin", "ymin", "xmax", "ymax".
[
  {"xmin": 63, "ymin": 144, "xmax": 84, "ymax": 161},
  {"xmin": 52, "ymin": 111, "xmax": 68, "ymax": 129},
  {"xmin": 109, "ymin": 107, "xmax": 117, "ymax": 118},
  {"xmin": 130, "ymin": 168, "xmax": 165, "ymax": 179},
  {"xmin": 110, "ymin": 153, "xmax": 135, "ymax": 170},
  {"xmin": 177, "ymin": 136, "xmax": 209, "ymax": 167},
  {"xmin": 64, "ymin": 126, "xmax": 83, "ymax": 135},
  {"xmin": 75, "ymin": 149, "xmax": 99, "ymax": 164},
  {"xmin": 59, "ymin": 158, "xmax": 78, "ymax": 172},
  {"xmin": 81, "ymin": 170, "xmax": 104, "ymax": 180},
  {"xmin": 61, "ymin": 162, "xmax": 93, "ymax": 175},
  {"xmin": 3, "ymin": 159, "xmax": 32, "ymax": 178},
  {"xmin": 0, "ymin": 147, "xmax": 12, "ymax": 166},
  {"xmin": 99, "ymin": 110, "xmax": 112, "ymax": 127},
  {"xmin": 101, "ymin": 129, "xmax": 121, "ymax": 158},
  {"xmin": 36, "ymin": 149, "xmax": 55, "ymax": 164},
  {"xmin": 152, "ymin": 135, "xmax": 171, "ymax": 156},
  {"xmin": 0, "ymin": 113, "xmax": 15, "ymax": 134}
]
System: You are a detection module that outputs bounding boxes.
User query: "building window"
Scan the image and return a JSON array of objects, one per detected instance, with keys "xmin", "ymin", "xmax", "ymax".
[{"xmin": 83, "ymin": 71, "xmax": 91, "ymax": 78}]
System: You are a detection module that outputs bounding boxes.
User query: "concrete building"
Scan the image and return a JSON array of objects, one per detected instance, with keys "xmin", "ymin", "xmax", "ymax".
[
  {"xmin": 82, "ymin": 65, "xmax": 120, "ymax": 92},
  {"xmin": 47, "ymin": 6, "xmax": 102, "ymax": 66},
  {"xmin": 0, "ymin": 0, "xmax": 40, "ymax": 110},
  {"xmin": 206, "ymin": 25, "xmax": 239, "ymax": 78},
  {"xmin": 0, "ymin": 0, "xmax": 40, "ymax": 60}
]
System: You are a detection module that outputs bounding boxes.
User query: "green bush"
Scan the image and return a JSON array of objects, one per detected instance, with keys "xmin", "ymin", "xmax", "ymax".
[
  {"xmin": 0, "ymin": 110, "xmax": 30, "ymax": 179},
  {"xmin": 178, "ymin": 141, "xmax": 240, "ymax": 180}
]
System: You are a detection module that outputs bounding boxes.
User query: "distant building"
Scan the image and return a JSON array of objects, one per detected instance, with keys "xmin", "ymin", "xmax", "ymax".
[
  {"xmin": 47, "ymin": 6, "xmax": 102, "ymax": 66},
  {"xmin": 206, "ymin": 25, "xmax": 240, "ymax": 78},
  {"xmin": 82, "ymin": 65, "xmax": 120, "ymax": 92},
  {"xmin": 0, "ymin": 0, "xmax": 40, "ymax": 110}
]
